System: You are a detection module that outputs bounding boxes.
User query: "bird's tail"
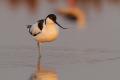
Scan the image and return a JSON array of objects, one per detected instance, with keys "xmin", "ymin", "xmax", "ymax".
[
  {"xmin": 27, "ymin": 25, "xmax": 32, "ymax": 29},
  {"xmin": 26, "ymin": 25, "xmax": 33, "ymax": 35}
]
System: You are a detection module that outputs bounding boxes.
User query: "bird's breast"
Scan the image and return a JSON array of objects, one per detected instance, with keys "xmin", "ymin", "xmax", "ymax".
[{"xmin": 34, "ymin": 24, "xmax": 59, "ymax": 43}]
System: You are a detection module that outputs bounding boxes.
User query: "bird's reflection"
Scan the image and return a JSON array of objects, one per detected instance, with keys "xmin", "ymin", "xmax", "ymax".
[{"xmin": 29, "ymin": 65, "xmax": 58, "ymax": 80}]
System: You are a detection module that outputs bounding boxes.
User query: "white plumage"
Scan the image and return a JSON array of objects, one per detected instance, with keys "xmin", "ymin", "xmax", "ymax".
[
  {"xmin": 27, "ymin": 14, "xmax": 67, "ymax": 73},
  {"xmin": 28, "ymin": 14, "xmax": 67, "ymax": 43}
]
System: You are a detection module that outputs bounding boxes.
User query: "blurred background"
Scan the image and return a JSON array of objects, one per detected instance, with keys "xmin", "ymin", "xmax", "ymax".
[{"xmin": 0, "ymin": 0, "xmax": 120, "ymax": 80}]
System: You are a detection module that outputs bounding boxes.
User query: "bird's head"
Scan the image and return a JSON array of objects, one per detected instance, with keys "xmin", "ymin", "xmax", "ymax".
[{"xmin": 45, "ymin": 14, "xmax": 68, "ymax": 29}]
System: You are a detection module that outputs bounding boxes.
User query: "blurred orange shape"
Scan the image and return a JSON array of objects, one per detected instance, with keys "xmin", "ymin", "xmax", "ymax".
[
  {"xmin": 67, "ymin": 0, "xmax": 77, "ymax": 7},
  {"xmin": 32, "ymin": 66, "xmax": 58, "ymax": 80},
  {"xmin": 25, "ymin": 0, "xmax": 39, "ymax": 13},
  {"xmin": 8, "ymin": 0, "xmax": 21, "ymax": 10},
  {"xmin": 58, "ymin": 7, "xmax": 86, "ymax": 29}
]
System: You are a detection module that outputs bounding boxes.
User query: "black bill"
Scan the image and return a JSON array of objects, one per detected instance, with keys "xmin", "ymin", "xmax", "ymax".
[{"xmin": 55, "ymin": 21, "xmax": 68, "ymax": 29}]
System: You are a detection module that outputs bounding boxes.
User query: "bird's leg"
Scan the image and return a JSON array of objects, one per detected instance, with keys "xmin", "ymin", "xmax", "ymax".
[{"xmin": 37, "ymin": 42, "xmax": 41, "ymax": 72}]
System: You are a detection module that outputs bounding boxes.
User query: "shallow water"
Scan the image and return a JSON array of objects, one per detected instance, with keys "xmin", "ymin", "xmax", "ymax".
[{"xmin": 0, "ymin": 0, "xmax": 120, "ymax": 80}]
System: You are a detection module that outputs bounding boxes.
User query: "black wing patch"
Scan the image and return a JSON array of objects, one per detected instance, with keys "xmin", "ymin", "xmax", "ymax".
[{"xmin": 38, "ymin": 19, "xmax": 44, "ymax": 30}]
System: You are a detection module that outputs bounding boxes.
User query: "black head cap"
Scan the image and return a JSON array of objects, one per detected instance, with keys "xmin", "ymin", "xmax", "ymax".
[
  {"xmin": 45, "ymin": 14, "xmax": 68, "ymax": 29},
  {"xmin": 46, "ymin": 14, "xmax": 57, "ymax": 22}
]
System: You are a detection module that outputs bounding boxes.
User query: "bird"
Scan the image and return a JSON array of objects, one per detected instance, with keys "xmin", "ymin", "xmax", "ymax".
[{"xmin": 27, "ymin": 14, "xmax": 68, "ymax": 71}]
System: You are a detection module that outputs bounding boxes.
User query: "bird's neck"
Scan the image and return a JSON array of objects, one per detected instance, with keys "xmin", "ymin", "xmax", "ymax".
[{"xmin": 46, "ymin": 18, "xmax": 54, "ymax": 24}]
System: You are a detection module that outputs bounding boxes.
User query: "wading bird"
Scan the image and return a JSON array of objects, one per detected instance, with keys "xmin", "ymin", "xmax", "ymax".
[{"xmin": 27, "ymin": 14, "xmax": 67, "ymax": 71}]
